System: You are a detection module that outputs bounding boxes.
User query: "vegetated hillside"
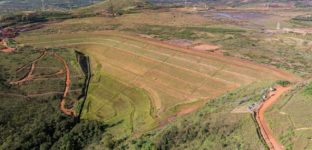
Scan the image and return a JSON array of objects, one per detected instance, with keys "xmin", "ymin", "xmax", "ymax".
[
  {"xmin": 0, "ymin": 0, "xmax": 150, "ymax": 29},
  {"xmin": 118, "ymin": 82, "xmax": 275, "ymax": 149},
  {"xmin": 0, "ymin": 11, "xmax": 74, "ymax": 29},
  {"xmin": 148, "ymin": 0, "xmax": 312, "ymax": 7},
  {"xmin": 0, "ymin": 0, "xmax": 102, "ymax": 13},
  {"xmin": 73, "ymin": 0, "xmax": 149, "ymax": 16},
  {"xmin": 0, "ymin": 46, "xmax": 106, "ymax": 149}
]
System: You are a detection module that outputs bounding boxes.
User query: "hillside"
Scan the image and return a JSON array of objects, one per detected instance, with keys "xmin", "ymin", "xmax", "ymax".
[
  {"xmin": 0, "ymin": 0, "xmax": 102, "ymax": 13},
  {"xmin": 122, "ymin": 81, "xmax": 277, "ymax": 149},
  {"xmin": 149, "ymin": 0, "xmax": 312, "ymax": 7},
  {"xmin": 16, "ymin": 29, "xmax": 299, "ymax": 142},
  {"xmin": 73, "ymin": 0, "xmax": 148, "ymax": 16},
  {"xmin": 0, "ymin": 45, "xmax": 106, "ymax": 149},
  {"xmin": 2, "ymin": 0, "xmax": 312, "ymax": 149}
]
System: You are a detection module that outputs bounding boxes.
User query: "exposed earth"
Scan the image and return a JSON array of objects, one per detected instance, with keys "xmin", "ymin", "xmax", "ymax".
[{"xmin": 1, "ymin": 0, "xmax": 312, "ymax": 149}]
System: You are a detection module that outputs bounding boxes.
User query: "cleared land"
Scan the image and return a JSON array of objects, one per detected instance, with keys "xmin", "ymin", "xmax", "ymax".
[{"xmin": 17, "ymin": 31, "xmax": 300, "ymax": 137}]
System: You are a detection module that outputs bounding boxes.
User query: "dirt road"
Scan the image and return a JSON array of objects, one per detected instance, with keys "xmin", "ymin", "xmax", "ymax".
[
  {"xmin": 10, "ymin": 63, "xmax": 36, "ymax": 85},
  {"xmin": 256, "ymin": 85, "xmax": 290, "ymax": 150},
  {"xmin": 53, "ymin": 53, "xmax": 76, "ymax": 116},
  {"xmin": 10, "ymin": 51, "xmax": 51, "ymax": 85},
  {"xmin": 53, "ymin": 53, "xmax": 71, "ymax": 98},
  {"xmin": 17, "ymin": 51, "xmax": 47, "ymax": 72}
]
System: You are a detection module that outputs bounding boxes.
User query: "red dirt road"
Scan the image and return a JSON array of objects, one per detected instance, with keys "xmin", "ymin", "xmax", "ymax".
[
  {"xmin": 10, "ymin": 63, "xmax": 36, "ymax": 85},
  {"xmin": 256, "ymin": 85, "xmax": 290, "ymax": 150},
  {"xmin": 8, "ymin": 50, "xmax": 76, "ymax": 116},
  {"xmin": 10, "ymin": 51, "xmax": 48, "ymax": 85},
  {"xmin": 53, "ymin": 53, "xmax": 70, "ymax": 98},
  {"xmin": 53, "ymin": 53, "xmax": 76, "ymax": 116}
]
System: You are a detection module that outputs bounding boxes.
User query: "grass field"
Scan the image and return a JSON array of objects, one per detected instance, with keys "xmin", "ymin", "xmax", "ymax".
[{"xmin": 16, "ymin": 30, "xmax": 299, "ymax": 138}]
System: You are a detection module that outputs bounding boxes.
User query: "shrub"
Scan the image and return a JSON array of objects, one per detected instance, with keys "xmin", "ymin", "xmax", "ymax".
[{"xmin": 276, "ymin": 80, "xmax": 290, "ymax": 87}]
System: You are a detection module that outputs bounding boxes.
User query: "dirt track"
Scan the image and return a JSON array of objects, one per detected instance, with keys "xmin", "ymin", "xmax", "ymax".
[
  {"xmin": 10, "ymin": 63, "xmax": 36, "ymax": 85},
  {"xmin": 256, "ymin": 85, "xmax": 290, "ymax": 150},
  {"xmin": 16, "ymin": 51, "xmax": 47, "ymax": 72},
  {"xmin": 10, "ymin": 51, "xmax": 57, "ymax": 85},
  {"xmin": 53, "ymin": 53, "xmax": 76, "ymax": 116},
  {"xmin": 11, "ymin": 50, "xmax": 77, "ymax": 116}
]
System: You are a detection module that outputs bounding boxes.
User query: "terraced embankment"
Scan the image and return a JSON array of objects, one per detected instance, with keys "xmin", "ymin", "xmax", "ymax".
[{"xmin": 17, "ymin": 31, "xmax": 300, "ymax": 136}]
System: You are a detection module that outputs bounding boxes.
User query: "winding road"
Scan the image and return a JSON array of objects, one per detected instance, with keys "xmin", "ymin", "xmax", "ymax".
[
  {"xmin": 53, "ymin": 53, "xmax": 77, "ymax": 116},
  {"xmin": 256, "ymin": 85, "xmax": 290, "ymax": 150}
]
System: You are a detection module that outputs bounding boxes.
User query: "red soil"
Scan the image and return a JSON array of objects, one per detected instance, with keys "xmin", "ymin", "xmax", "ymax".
[
  {"xmin": 177, "ymin": 104, "xmax": 201, "ymax": 116},
  {"xmin": 191, "ymin": 43, "xmax": 220, "ymax": 51},
  {"xmin": 1, "ymin": 47, "xmax": 15, "ymax": 53},
  {"xmin": 60, "ymin": 99, "xmax": 77, "ymax": 116},
  {"xmin": 10, "ymin": 63, "xmax": 36, "ymax": 85},
  {"xmin": 8, "ymin": 50, "xmax": 76, "ymax": 117},
  {"xmin": 256, "ymin": 85, "xmax": 290, "ymax": 150},
  {"xmin": 0, "ymin": 39, "xmax": 15, "ymax": 53},
  {"xmin": 10, "ymin": 51, "xmax": 50, "ymax": 85}
]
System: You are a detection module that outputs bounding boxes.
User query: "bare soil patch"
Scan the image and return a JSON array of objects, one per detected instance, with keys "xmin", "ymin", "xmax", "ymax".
[
  {"xmin": 166, "ymin": 39, "xmax": 193, "ymax": 47},
  {"xmin": 191, "ymin": 43, "xmax": 220, "ymax": 51},
  {"xmin": 0, "ymin": 39, "xmax": 15, "ymax": 53}
]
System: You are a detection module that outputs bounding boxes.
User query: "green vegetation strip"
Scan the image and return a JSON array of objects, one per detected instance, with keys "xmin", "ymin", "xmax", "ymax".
[{"xmin": 124, "ymin": 24, "xmax": 245, "ymax": 40}]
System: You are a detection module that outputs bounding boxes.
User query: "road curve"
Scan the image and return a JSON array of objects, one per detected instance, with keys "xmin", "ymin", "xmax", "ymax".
[
  {"xmin": 256, "ymin": 85, "xmax": 290, "ymax": 150},
  {"xmin": 53, "ymin": 53, "xmax": 76, "ymax": 116}
]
